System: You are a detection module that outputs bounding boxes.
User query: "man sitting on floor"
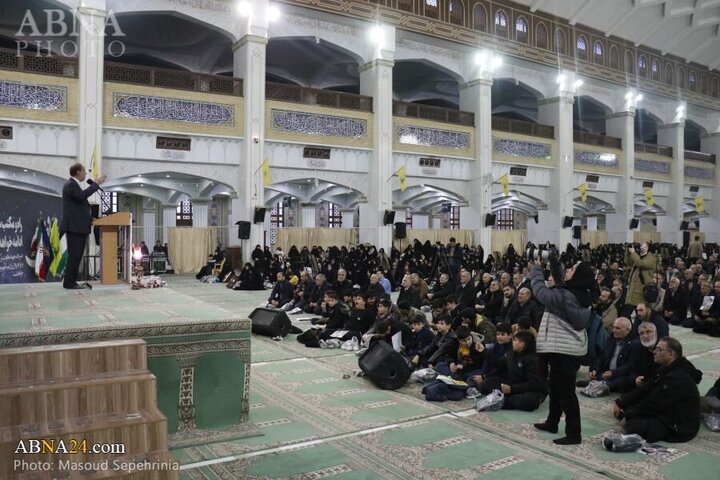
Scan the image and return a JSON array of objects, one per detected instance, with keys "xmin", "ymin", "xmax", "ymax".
[
  {"xmin": 624, "ymin": 321, "xmax": 659, "ymax": 392},
  {"xmin": 411, "ymin": 315, "xmax": 458, "ymax": 368},
  {"xmin": 613, "ymin": 337, "xmax": 702, "ymax": 443},
  {"xmin": 631, "ymin": 302, "xmax": 669, "ymax": 339},
  {"xmin": 267, "ymin": 272, "xmax": 294, "ymax": 309},
  {"xmin": 586, "ymin": 317, "xmax": 636, "ymax": 393}
]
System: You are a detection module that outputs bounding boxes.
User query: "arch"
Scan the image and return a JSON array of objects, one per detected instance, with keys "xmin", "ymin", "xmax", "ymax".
[
  {"xmin": 555, "ymin": 28, "xmax": 567, "ymax": 55},
  {"xmin": 678, "ymin": 67, "xmax": 686, "ymax": 88},
  {"xmin": 699, "ymin": 74, "xmax": 708, "ymax": 94},
  {"xmin": 0, "ymin": 165, "xmax": 66, "ymax": 197},
  {"xmin": 268, "ymin": 35, "xmax": 365, "ymax": 67},
  {"xmin": 712, "ymin": 77, "xmax": 720, "ymax": 97},
  {"xmin": 609, "ymin": 45, "xmax": 620, "ymax": 69},
  {"xmin": 392, "ymin": 55, "xmax": 466, "ymax": 87},
  {"xmin": 449, "ymin": 0, "xmax": 464, "ymax": 26},
  {"xmin": 593, "ymin": 40, "xmax": 603, "ymax": 64},
  {"xmin": 495, "ymin": 9, "xmax": 508, "ymax": 37},
  {"xmin": 651, "ymin": 59, "xmax": 660, "ymax": 81},
  {"xmin": 634, "ymin": 108, "xmax": 665, "ymax": 143},
  {"xmin": 491, "ymin": 190, "xmax": 548, "ymax": 217},
  {"xmin": 633, "ymin": 196, "xmax": 665, "ymax": 216},
  {"xmin": 574, "ymin": 95, "xmax": 614, "ymax": 133},
  {"xmin": 473, "ymin": 4, "xmax": 487, "ymax": 32},
  {"xmin": 515, "ymin": 16, "xmax": 529, "ymax": 43},
  {"xmin": 688, "ymin": 71, "xmax": 697, "ymax": 91},
  {"xmin": 638, "ymin": 55, "xmax": 647, "ymax": 77},
  {"xmin": 535, "ymin": 22, "xmax": 548, "ymax": 49},
  {"xmin": 573, "ymin": 195, "xmax": 615, "ymax": 217},
  {"xmin": 665, "ymin": 63, "xmax": 674, "ymax": 85},
  {"xmin": 576, "ymin": 35, "xmax": 588, "ymax": 61},
  {"xmin": 104, "ymin": 171, "xmax": 235, "ymax": 205},
  {"xmin": 109, "ymin": 8, "xmax": 237, "ymax": 44},
  {"xmin": 424, "ymin": 0, "xmax": 439, "ymax": 19},
  {"xmin": 625, "ymin": 51, "xmax": 635, "ymax": 74},
  {"xmin": 266, "ymin": 179, "xmax": 365, "ymax": 209},
  {"xmin": 394, "ymin": 184, "xmax": 468, "ymax": 213},
  {"xmin": 494, "ymin": 75, "xmax": 547, "ymax": 102}
]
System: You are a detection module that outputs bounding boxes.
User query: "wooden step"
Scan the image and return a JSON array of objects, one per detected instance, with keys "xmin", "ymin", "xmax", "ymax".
[
  {"xmin": 0, "ymin": 340, "xmax": 147, "ymax": 386},
  {"xmin": 0, "ymin": 410, "xmax": 169, "ymax": 478},
  {"xmin": 0, "ymin": 374, "xmax": 158, "ymax": 428}
]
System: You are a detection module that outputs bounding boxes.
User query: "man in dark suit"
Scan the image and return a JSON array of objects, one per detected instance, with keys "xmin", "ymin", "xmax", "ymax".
[{"xmin": 60, "ymin": 163, "xmax": 105, "ymax": 289}]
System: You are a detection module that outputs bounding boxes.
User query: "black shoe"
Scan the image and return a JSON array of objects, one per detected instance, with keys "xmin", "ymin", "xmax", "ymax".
[
  {"xmin": 575, "ymin": 380, "xmax": 590, "ymax": 388},
  {"xmin": 533, "ymin": 423, "xmax": 558, "ymax": 434},
  {"xmin": 553, "ymin": 436, "xmax": 582, "ymax": 445},
  {"xmin": 64, "ymin": 284, "xmax": 86, "ymax": 290}
]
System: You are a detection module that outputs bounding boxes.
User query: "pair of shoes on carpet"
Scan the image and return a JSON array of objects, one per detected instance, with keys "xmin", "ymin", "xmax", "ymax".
[
  {"xmin": 319, "ymin": 339, "xmax": 342, "ymax": 349},
  {"xmin": 271, "ymin": 336, "xmax": 283, "ymax": 342},
  {"xmin": 466, "ymin": 387, "xmax": 481, "ymax": 399},
  {"xmin": 533, "ymin": 423, "xmax": 582, "ymax": 445},
  {"xmin": 341, "ymin": 338, "xmax": 360, "ymax": 351}
]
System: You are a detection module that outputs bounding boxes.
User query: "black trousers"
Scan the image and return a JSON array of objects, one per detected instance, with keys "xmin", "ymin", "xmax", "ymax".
[
  {"xmin": 64, "ymin": 232, "xmax": 87, "ymax": 288},
  {"xmin": 544, "ymin": 353, "xmax": 582, "ymax": 438},
  {"xmin": 625, "ymin": 418, "xmax": 670, "ymax": 443},
  {"xmin": 480, "ymin": 378, "xmax": 543, "ymax": 411}
]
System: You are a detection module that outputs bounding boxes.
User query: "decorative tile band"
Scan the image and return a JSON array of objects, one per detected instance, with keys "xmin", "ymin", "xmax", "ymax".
[
  {"xmin": 685, "ymin": 166, "xmax": 714, "ymax": 179},
  {"xmin": 271, "ymin": 109, "xmax": 367, "ymax": 138},
  {"xmin": 113, "ymin": 92, "xmax": 235, "ymax": 126},
  {"xmin": 493, "ymin": 138, "xmax": 550, "ymax": 159},
  {"xmin": 397, "ymin": 125, "xmax": 470, "ymax": 150},
  {"xmin": 636, "ymin": 158, "xmax": 670, "ymax": 174},
  {"xmin": 0, "ymin": 80, "xmax": 67, "ymax": 112},
  {"xmin": 575, "ymin": 151, "xmax": 618, "ymax": 167}
]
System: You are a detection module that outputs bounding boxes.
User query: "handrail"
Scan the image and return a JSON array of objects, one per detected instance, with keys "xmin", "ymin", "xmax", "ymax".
[
  {"xmin": 104, "ymin": 62, "xmax": 242, "ymax": 96},
  {"xmin": 0, "ymin": 47, "xmax": 78, "ymax": 78},
  {"xmin": 635, "ymin": 142, "xmax": 673, "ymax": 157},
  {"xmin": 393, "ymin": 100, "xmax": 474, "ymax": 127},
  {"xmin": 491, "ymin": 116, "xmax": 554, "ymax": 139},
  {"xmin": 573, "ymin": 131, "xmax": 622, "ymax": 149},
  {"xmin": 684, "ymin": 150, "xmax": 716, "ymax": 164},
  {"xmin": 266, "ymin": 81, "xmax": 372, "ymax": 112}
]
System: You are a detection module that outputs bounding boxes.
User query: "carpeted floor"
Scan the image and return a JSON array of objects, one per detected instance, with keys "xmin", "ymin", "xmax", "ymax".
[{"xmin": 163, "ymin": 276, "xmax": 720, "ymax": 480}]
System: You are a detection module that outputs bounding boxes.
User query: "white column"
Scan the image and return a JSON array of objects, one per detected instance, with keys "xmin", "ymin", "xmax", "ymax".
[
  {"xmin": 657, "ymin": 115, "xmax": 685, "ymax": 244},
  {"xmin": 300, "ymin": 204, "xmax": 316, "ymax": 228},
  {"xmin": 358, "ymin": 25, "xmax": 395, "ymax": 251},
  {"xmin": 538, "ymin": 87, "xmax": 575, "ymax": 247},
  {"xmin": 605, "ymin": 104, "xmax": 636, "ymax": 243},
  {"xmin": 77, "ymin": 1, "xmax": 105, "ymax": 179},
  {"xmin": 162, "ymin": 205, "xmax": 176, "ymax": 244},
  {"xmin": 232, "ymin": 2, "xmax": 269, "ymax": 261},
  {"xmin": 192, "ymin": 200, "xmax": 209, "ymax": 227},
  {"xmin": 459, "ymin": 63, "xmax": 494, "ymax": 251},
  {"xmin": 700, "ymin": 128, "xmax": 720, "ymax": 242},
  {"xmin": 341, "ymin": 209, "xmax": 355, "ymax": 228}
]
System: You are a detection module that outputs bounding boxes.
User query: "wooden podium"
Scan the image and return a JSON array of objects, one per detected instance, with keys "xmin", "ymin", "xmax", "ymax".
[{"xmin": 93, "ymin": 212, "xmax": 132, "ymax": 285}]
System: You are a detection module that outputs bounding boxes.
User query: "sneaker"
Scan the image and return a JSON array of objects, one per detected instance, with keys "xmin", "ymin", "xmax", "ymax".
[
  {"xmin": 466, "ymin": 387, "xmax": 480, "ymax": 399},
  {"xmin": 319, "ymin": 340, "xmax": 328, "ymax": 349},
  {"xmin": 351, "ymin": 338, "xmax": 360, "ymax": 351},
  {"xmin": 280, "ymin": 303, "xmax": 293, "ymax": 311},
  {"xmin": 289, "ymin": 307, "xmax": 302, "ymax": 314},
  {"xmin": 326, "ymin": 339, "xmax": 342, "ymax": 349},
  {"xmin": 341, "ymin": 340, "xmax": 353, "ymax": 351}
]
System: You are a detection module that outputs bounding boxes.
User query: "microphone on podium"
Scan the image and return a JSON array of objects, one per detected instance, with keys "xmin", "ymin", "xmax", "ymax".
[{"xmin": 87, "ymin": 178, "xmax": 105, "ymax": 192}]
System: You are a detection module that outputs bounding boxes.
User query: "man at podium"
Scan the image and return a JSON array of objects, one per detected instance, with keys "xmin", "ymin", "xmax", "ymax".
[{"xmin": 60, "ymin": 162, "xmax": 106, "ymax": 289}]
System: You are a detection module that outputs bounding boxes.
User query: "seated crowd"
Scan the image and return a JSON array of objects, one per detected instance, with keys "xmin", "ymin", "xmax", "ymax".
[{"xmin": 234, "ymin": 238, "xmax": 720, "ymax": 444}]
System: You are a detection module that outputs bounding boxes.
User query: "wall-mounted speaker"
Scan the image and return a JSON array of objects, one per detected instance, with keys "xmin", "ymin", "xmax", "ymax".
[
  {"xmin": 253, "ymin": 207, "xmax": 266, "ymax": 224},
  {"xmin": 532, "ymin": 214, "xmax": 539, "ymax": 224},
  {"xmin": 383, "ymin": 210, "xmax": 395, "ymax": 225},
  {"xmin": 0, "ymin": 126, "xmax": 12, "ymax": 139},
  {"xmin": 236, "ymin": 220, "xmax": 251, "ymax": 239},
  {"xmin": 629, "ymin": 218, "xmax": 639, "ymax": 229},
  {"xmin": 485, "ymin": 213, "xmax": 496, "ymax": 227},
  {"xmin": 562, "ymin": 216, "xmax": 574, "ymax": 228},
  {"xmin": 573, "ymin": 226, "xmax": 582, "ymax": 239},
  {"xmin": 651, "ymin": 218, "xmax": 657, "ymax": 226},
  {"xmin": 394, "ymin": 222, "xmax": 406, "ymax": 239}
]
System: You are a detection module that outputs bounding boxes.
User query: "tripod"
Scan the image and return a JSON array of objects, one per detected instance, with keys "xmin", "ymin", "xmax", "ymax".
[{"xmin": 429, "ymin": 245, "xmax": 456, "ymax": 288}]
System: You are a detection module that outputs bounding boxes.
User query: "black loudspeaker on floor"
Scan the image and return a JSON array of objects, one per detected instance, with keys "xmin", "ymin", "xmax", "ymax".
[
  {"xmin": 249, "ymin": 307, "xmax": 291, "ymax": 337},
  {"xmin": 358, "ymin": 341, "xmax": 412, "ymax": 390}
]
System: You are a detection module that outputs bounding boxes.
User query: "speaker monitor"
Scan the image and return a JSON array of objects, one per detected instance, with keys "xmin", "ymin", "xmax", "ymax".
[
  {"xmin": 652, "ymin": 218, "xmax": 657, "ymax": 226},
  {"xmin": 532, "ymin": 214, "xmax": 539, "ymax": 224},
  {"xmin": 358, "ymin": 341, "xmax": 412, "ymax": 390},
  {"xmin": 573, "ymin": 226, "xmax": 582, "ymax": 240},
  {"xmin": 394, "ymin": 222, "xmax": 406, "ymax": 239},
  {"xmin": 383, "ymin": 210, "xmax": 395, "ymax": 225},
  {"xmin": 629, "ymin": 218, "xmax": 639, "ymax": 229},
  {"xmin": 562, "ymin": 216, "xmax": 574, "ymax": 228},
  {"xmin": 485, "ymin": 213, "xmax": 496, "ymax": 227},
  {"xmin": 236, "ymin": 220, "xmax": 251, "ymax": 239},
  {"xmin": 249, "ymin": 307, "xmax": 291, "ymax": 337},
  {"xmin": 253, "ymin": 207, "xmax": 267, "ymax": 224},
  {"xmin": 680, "ymin": 221, "xmax": 689, "ymax": 230}
]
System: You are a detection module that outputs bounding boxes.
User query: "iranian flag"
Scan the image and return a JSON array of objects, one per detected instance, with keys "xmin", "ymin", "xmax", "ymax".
[
  {"xmin": 49, "ymin": 218, "xmax": 67, "ymax": 276},
  {"xmin": 25, "ymin": 220, "xmax": 42, "ymax": 268},
  {"xmin": 35, "ymin": 221, "xmax": 53, "ymax": 282}
]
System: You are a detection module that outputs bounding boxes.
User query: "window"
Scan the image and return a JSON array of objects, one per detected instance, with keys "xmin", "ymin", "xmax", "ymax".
[
  {"xmin": 397, "ymin": 0, "xmax": 413, "ymax": 12},
  {"xmin": 593, "ymin": 41, "xmax": 603, "ymax": 63},
  {"xmin": 271, "ymin": 202, "xmax": 284, "ymax": 228},
  {"xmin": 712, "ymin": 77, "xmax": 719, "ymax": 97},
  {"xmin": 536, "ymin": 22, "xmax": 548, "ymax": 49},
  {"xmin": 625, "ymin": 51, "xmax": 634, "ymax": 74},
  {"xmin": 576, "ymin": 36, "xmax": 587, "ymax": 60},
  {"xmin": 450, "ymin": 205, "xmax": 460, "ymax": 229},
  {"xmin": 609, "ymin": 46, "xmax": 619, "ymax": 69},
  {"xmin": 327, "ymin": 202, "xmax": 342, "ymax": 228},
  {"xmin": 449, "ymin": 0, "xmax": 463, "ymax": 25},
  {"xmin": 688, "ymin": 71, "xmax": 696, "ymax": 90},
  {"xmin": 700, "ymin": 74, "xmax": 707, "ymax": 94},
  {"xmin": 100, "ymin": 192, "xmax": 117, "ymax": 216},
  {"xmin": 638, "ymin": 55, "xmax": 647, "ymax": 77},
  {"xmin": 651, "ymin": 59, "xmax": 660, "ymax": 81},
  {"xmin": 678, "ymin": 67, "xmax": 686, "ymax": 88},
  {"xmin": 473, "ymin": 4, "xmax": 487, "ymax": 32},
  {"xmin": 424, "ymin": 0, "xmax": 438, "ymax": 19},
  {"xmin": 555, "ymin": 29, "xmax": 567, "ymax": 55},
  {"xmin": 495, "ymin": 10, "xmax": 508, "ymax": 37},
  {"xmin": 176, "ymin": 200, "xmax": 193, "ymax": 226},
  {"xmin": 665, "ymin": 64, "xmax": 674, "ymax": 85},
  {"xmin": 495, "ymin": 208, "xmax": 515, "ymax": 230},
  {"xmin": 516, "ymin": 17, "xmax": 528, "ymax": 43},
  {"xmin": 405, "ymin": 208, "xmax": 413, "ymax": 229}
]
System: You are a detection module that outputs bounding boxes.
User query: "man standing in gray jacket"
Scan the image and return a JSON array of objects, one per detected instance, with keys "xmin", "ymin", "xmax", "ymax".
[{"xmin": 530, "ymin": 258, "xmax": 596, "ymax": 445}]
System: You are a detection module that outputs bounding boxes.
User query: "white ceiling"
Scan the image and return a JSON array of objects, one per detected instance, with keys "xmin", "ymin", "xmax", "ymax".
[{"xmin": 513, "ymin": 0, "xmax": 720, "ymax": 70}]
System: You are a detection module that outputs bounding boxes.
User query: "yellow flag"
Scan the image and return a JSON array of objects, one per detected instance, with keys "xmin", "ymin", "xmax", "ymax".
[
  {"xmin": 695, "ymin": 196, "xmax": 704, "ymax": 212},
  {"xmin": 644, "ymin": 188, "xmax": 654, "ymax": 206},
  {"xmin": 261, "ymin": 159, "xmax": 271, "ymax": 187},
  {"xmin": 398, "ymin": 165, "xmax": 407, "ymax": 192},
  {"xmin": 499, "ymin": 173, "xmax": 509, "ymax": 196},
  {"xmin": 90, "ymin": 145, "xmax": 99, "ymax": 176},
  {"xmin": 579, "ymin": 183, "xmax": 587, "ymax": 203}
]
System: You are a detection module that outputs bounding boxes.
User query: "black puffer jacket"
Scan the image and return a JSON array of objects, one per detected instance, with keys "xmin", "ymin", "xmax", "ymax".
[{"xmin": 616, "ymin": 356, "xmax": 702, "ymax": 442}]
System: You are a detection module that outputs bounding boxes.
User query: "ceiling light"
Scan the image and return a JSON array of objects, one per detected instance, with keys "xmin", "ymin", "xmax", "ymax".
[
  {"xmin": 676, "ymin": 105, "xmax": 685, "ymax": 113},
  {"xmin": 166, "ymin": 174, "xmax": 170, "ymax": 178},
  {"xmin": 23, "ymin": 169, "xmax": 27, "ymax": 172},
  {"xmin": 573, "ymin": 79, "xmax": 583, "ymax": 89},
  {"xmin": 474, "ymin": 52, "xmax": 487, "ymax": 66},
  {"xmin": 491, "ymin": 56, "xmax": 502, "ymax": 69},
  {"xmin": 556, "ymin": 74, "xmax": 566, "ymax": 84},
  {"xmin": 369, "ymin": 25, "xmax": 384, "ymax": 43},
  {"xmin": 236, "ymin": 0, "xmax": 252, "ymax": 17},
  {"xmin": 268, "ymin": 4, "xmax": 281, "ymax": 22},
  {"xmin": 625, "ymin": 92, "xmax": 633, "ymax": 100},
  {"xmin": 635, "ymin": 94, "xmax": 643, "ymax": 102},
  {"xmin": 137, "ymin": 174, "xmax": 142, "ymax": 178},
  {"xmin": 140, "ymin": 184, "xmax": 144, "ymax": 187}
]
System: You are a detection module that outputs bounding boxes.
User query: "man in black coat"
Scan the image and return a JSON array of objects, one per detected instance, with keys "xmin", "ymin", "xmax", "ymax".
[
  {"xmin": 267, "ymin": 271, "xmax": 294, "ymax": 308},
  {"xmin": 589, "ymin": 317, "xmax": 636, "ymax": 393},
  {"xmin": 60, "ymin": 163, "xmax": 105, "ymax": 289},
  {"xmin": 613, "ymin": 337, "xmax": 702, "ymax": 443},
  {"xmin": 455, "ymin": 270, "xmax": 476, "ymax": 311},
  {"xmin": 662, "ymin": 277, "xmax": 687, "ymax": 326}
]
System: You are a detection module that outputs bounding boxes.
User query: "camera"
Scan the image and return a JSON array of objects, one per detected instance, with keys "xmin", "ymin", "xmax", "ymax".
[{"xmin": 526, "ymin": 242, "xmax": 557, "ymax": 262}]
